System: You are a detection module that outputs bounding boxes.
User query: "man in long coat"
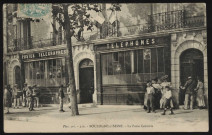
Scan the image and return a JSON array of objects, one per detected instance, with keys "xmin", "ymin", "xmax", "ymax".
[{"xmin": 181, "ymin": 76, "xmax": 196, "ymax": 110}]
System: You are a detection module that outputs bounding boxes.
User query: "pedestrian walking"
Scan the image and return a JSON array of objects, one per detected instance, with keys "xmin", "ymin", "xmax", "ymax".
[
  {"xmin": 26, "ymin": 86, "xmax": 34, "ymax": 111},
  {"xmin": 33, "ymin": 85, "xmax": 40, "ymax": 108},
  {"xmin": 59, "ymin": 85, "xmax": 65, "ymax": 112},
  {"xmin": 67, "ymin": 83, "xmax": 72, "ymax": 109},
  {"xmin": 180, "ymin": 76, "xmax": 196, "ymax": 110},
  {"xmin": 146, "ymin": 80, "xmax": 155, "ymax": 113},
  {"xmin": 4, "ymin": 85, "xmax": 12, "ymax": 114},
  {"xmin": 194, "ymin": 77, "xmax": 205, "ymax": 109},
  {"xmin": 22, "ymin": 83, "xmax": 28, "ymax": 107},
  {"xmin": 161, "ymin": 86, "xmax": 174, "ymax": 115},
  {"xmin": 12, "ymin": 84, "xmax": 21, "ymax": 109}
]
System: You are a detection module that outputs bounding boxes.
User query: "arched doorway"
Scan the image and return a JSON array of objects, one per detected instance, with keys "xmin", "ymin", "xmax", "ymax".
[
  {"xmin": 79, "ymin": 59, "xmax": 94, "ymax": 103},
  {"xmin": 14, "ymin": 66, "xmax": 21, "ymax": 89},
  {"xmin": 179, "ymin": 48, "xmax": 204, "ymax": 105}
]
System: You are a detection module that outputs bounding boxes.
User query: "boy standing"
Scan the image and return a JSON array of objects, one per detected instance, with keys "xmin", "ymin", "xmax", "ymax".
[
  {"xmin": 146, "ymin": 80, "xmax": 155, "ymax": 113},
  {"xmin": 161, "ymin": 86, "xmax": 174, "ymax": 115}
]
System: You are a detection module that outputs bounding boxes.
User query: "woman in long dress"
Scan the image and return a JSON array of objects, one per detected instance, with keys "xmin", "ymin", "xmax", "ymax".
[{"xmin": 195, "ymin": 78, "xmax": 205, "ymax": 109}]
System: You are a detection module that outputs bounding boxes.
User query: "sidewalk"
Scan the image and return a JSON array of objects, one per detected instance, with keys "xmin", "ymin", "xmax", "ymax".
[{"xmin": 3, "ymin": 104, "xmax": 209, "ymax": 132}]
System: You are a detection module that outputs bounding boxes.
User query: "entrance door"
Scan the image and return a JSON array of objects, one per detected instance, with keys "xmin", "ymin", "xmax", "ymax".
[
  {"xmin": 179, "ymin": 49, "xmax": 204, "ymax": 105},
  {"xmin": 79, "ymin": 59, "xmax": 94, "ymax": 103},
  {"xmin": 14, "ymin": 66, "xmax": 21, "ymax": 89}
]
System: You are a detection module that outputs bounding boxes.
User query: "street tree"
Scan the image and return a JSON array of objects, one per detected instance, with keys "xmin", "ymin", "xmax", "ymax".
[{"xmin": 52, "ymin": 3, "xmax": 121, "ymax": 116}]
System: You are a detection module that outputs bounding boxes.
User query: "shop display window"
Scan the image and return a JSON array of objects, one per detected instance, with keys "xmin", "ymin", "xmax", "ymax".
[
  {"xmin": 101, "ymin": 47, "xmax": 166, "ymax": 85},
  {"xmin": 24, "ymin": 58, "xmax": 66, "ymax": 87}
]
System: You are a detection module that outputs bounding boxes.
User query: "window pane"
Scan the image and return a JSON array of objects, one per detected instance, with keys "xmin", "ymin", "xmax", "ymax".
[
  {"xmin": 157, "ymin": 48, "xmax": 164, "ymax": 72},
  {"xmin": 151, "ymin": 48, "xmax": 157, "ymax": 73},
  {"xmin": 101, "ymin": 54, "xmax": 108, "ymax": 76},
  {"xmin": 118, "ymin": 51, "xmax": 125, "ymax": 74},
  {"xmin": 144, "ymin": 49, "xmax": 151, "ymax": 73},
  {"xmin": 144, "ymin": 60, "xmax": 150, "ymax": 73},
  {"xmin": 56, "ymin": 59, "xmax": 62, "ymax": 78},
  {"xmin": 108, "ymin": 53, "xmax": 113, "ymax": 75},
  {"xmin": 134, "ymin": 50, "xmax": 138, "ymax": 74},
  {"xmin": 125, "ymin": 51, "xmax": 131, "ymax": 74},
  {"xmin": 138, "ymin": 49, "xmax": 143, "ymax": 73}
]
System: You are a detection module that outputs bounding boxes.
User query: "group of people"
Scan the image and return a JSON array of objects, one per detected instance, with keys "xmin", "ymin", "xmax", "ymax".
[
  {"xmin": 180, "ymin": 76, "xmax": 206, "ymax": 110},
  {"xmin": 144, "ymin": 75, "xmax": 174, "ymax": 115},
  {"xmin": 144, "ymin": 75, "xmax": 206, "ymax": 115},
  {"xmin": 3, "ymin": 83, "xmax": 40, "ymax": 114},
  {"xmin": 4, "ymin": 75, "xmax": 205, "ymax": 114}
]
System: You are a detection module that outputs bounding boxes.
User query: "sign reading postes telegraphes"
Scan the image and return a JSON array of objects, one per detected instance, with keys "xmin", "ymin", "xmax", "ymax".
[
  {"xmin": 17, "ymin": 4, "xmax": 51, "ymax": 18},
  {"xmin": 94, "ymin": 36, "xmax": 170, "ymax": 52},
  {"xmin": 21, "ymin": 49, "xmax": 68, "ymax": 60}
]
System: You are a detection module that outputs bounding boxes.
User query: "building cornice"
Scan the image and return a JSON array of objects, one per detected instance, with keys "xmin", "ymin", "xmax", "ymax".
[{"xmin": 6, "ymin": 26, "xmax": 206, "ymax": 55}]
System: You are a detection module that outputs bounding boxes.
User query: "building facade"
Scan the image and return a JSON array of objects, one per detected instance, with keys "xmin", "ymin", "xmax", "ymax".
[{"xmin": 4, "ymin": 3, "xmax": 207, "ymax": 107}]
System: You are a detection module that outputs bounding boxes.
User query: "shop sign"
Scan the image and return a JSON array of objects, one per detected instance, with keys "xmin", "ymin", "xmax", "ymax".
[
  {"xmin": 22, "ymin": 49, "xmax": 67, "ymax": 60},
  {"xmin": 106, "ymin": 38, "xmax": 155, "ymax": 49},
  {"xmin": 95, "ymin": 36, "xmax": 169, "ymax": 51}
]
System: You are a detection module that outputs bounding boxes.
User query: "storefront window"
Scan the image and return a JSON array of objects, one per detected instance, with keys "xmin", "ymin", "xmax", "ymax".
[
  {"xmin": 24, "ymin": 58, "xmax": 65, "ymax": 87},
  {"xmin": 101, "ymin": 47, "xmax": 166, "ymax": 85}
]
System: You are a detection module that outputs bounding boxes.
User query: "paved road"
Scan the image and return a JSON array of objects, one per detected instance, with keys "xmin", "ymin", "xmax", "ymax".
[{"xmin": 3, "ymin": 104, "xmax": 209, "ymax": 132}]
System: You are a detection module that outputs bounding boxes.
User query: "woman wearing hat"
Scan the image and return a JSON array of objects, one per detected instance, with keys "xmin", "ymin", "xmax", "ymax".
[
  {"xmin": 4, "ymin": 85, "xmax": 12, "ymax": 114},
  {"xmin": 194, "ymin": 77, "xmax": 205, "ymax": 109}
]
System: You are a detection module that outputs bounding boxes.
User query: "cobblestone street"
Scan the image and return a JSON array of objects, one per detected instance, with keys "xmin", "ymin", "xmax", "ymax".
[{"xmin": 4, "ymin": 104, "xmax": 209, "ymax": 132}]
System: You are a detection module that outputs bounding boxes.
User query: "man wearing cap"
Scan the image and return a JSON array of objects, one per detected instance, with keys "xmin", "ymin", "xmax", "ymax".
[
  {"xmin": 180, "ymin": 76, "xmax": 197, "ymax": 110},
  {"xmin": 22, "ymin": 83, "xmax": 28, "ymax": 107}
]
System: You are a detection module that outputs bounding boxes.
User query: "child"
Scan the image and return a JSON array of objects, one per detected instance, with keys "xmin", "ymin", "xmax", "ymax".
[
  {"xmin": 161, "ymin": 86, "xmax": 174, "ymax": 115},
  {"xmin": 59, "ymin": 85, "xmax": 65, "ymax": 112},
  {"xmin": 146, "ymin": 80, "xmax": 155, "ymax": 113}
]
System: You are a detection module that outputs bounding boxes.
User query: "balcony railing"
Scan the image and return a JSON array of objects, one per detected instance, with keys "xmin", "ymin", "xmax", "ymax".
[
  {"xmin": 148, "ymin": 10, "xmax": 205, "ymax": 32},
  {"xmin": 9, "ymin": 36, "xmax": 66, "ymax": 52},
  {"xmin": 8, "ymin": 10, "xmax": 205, "ymax": 52}
]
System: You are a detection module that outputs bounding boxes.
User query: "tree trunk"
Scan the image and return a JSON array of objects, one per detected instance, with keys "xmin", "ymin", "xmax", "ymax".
[{"xmin": 63, "ymin": 4, "xmax": 79, "ymax": 116}]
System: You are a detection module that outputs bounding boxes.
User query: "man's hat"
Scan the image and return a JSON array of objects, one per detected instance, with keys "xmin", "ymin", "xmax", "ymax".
[{"xmin": 188, "ymin": 76, "xmax": 192, "ymax": 79}]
